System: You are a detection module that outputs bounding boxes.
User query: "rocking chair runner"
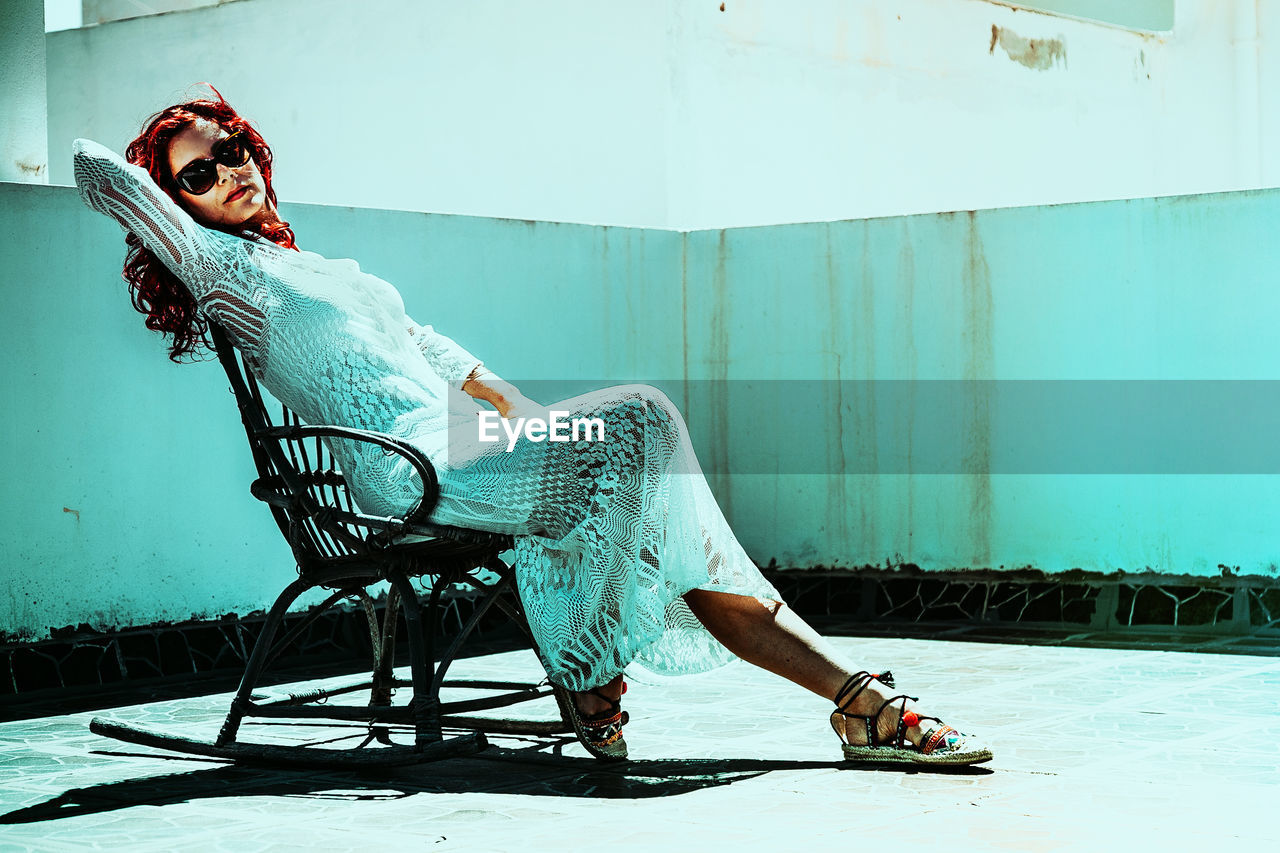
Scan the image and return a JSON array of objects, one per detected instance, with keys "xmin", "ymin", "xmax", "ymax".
[{"xmin": 89, "ymin": 323, "xmax": 574, "ymax": 767}]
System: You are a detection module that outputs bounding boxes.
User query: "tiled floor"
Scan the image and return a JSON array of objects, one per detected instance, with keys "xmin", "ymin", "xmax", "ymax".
[{"xmin": 2, "ymin": 636, "xmax": 1277, "ymax": 851}]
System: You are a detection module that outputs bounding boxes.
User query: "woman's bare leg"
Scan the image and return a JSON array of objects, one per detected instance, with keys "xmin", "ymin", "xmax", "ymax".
[
  {"xmin": 574, "ymin": 588, "xmax": 933, "ymax": 744},
  {"xmin": 679, "ymin": 588, "xmax": 930, "ymax": 745},
  {"xmin": 568, "ymin": 590, "xmax": 835, "ymax": 717},
  {"xmin": 570, "ymin": 588, "xmax": 957, "ymax": 748}
]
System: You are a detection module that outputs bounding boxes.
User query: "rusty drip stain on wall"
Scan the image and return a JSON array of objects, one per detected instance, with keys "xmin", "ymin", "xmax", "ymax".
[
  {"xmin": 823, "ymin": 223, "xmax": 850, "ymax": 550},
  {"xmin": 857, "ymin": 225, "xmax": 879, "ymax": 559},
  {"xmin": 989, "ymin": 24, "xmax": 1066, "ymax": 71},
  {"xmin": 708, "ymin": 229, "xmax": 732, "ymax": 518},
  {"xmin": 601, "ymin": 228, "xmax": 612, "ymax": 367},
  {"xmin": 623, "ymin": 231, "xmax": 636, "ymax": 368},
  {"xmin": 15, "ymin": 160, "xmax": 46, "ymax": 176},
  {"xmin": 62, "ymin": 507, "xmax": 80, "ymax": 522},
  {"xmin": 680, "ymin": 235, "xmax": 690, "ymax": 416},
  {"xmin": 963, "ymin": 212, "xmax": 994, "ymax": 567},
  {"xmin": 896, "ymin": 222, "xmax": 917, "ymax": 562}
]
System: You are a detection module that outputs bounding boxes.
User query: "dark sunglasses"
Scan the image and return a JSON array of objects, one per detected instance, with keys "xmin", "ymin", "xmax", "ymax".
[{"xmin": 172, "ymin": 131, "xmax": 252, "ymax": 195}]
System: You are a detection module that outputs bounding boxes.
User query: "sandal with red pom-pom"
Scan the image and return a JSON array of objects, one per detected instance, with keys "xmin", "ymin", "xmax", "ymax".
[{"xmin": 830, "ymin": 671, "xmax": 992, "ymax": 767}]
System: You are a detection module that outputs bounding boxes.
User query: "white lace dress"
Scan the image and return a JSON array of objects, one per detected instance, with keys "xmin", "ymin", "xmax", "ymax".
[{"xmin": 72, "ymin": 139, "xmax": 781, "ymax": 691}]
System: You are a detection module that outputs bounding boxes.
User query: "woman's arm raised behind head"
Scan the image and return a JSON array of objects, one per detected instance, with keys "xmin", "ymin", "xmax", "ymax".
[{"xmin": 72, "ymin": 138, "xmax": 227, "ymax": 295}]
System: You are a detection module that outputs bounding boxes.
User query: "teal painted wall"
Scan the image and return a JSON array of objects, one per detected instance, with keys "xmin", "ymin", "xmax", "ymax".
[
  {"xmin": 3, "ymin": 182, "xmax": 1278, "ymax": 640},
  {"xmin": 3, "ymin": 181, "xmax": 285, "ymax": 640},
  {"xmin": 0, "ymin": 184, "xmax": 684, "ymax": 640},
  {"xmin": 684, "ymin": 199, "xmax": 1280, "ymax": 575}
]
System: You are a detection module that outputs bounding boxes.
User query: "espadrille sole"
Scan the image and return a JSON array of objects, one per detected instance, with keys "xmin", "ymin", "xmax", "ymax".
[{"xmin": 840, "ymin": 742, "xmax": 993, "ymax": 766}]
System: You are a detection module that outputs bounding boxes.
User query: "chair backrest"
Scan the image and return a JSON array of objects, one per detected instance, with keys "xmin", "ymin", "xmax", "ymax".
[{"xmin": 208, "ymin": 322, "xmax": 378, "ymax": 567}]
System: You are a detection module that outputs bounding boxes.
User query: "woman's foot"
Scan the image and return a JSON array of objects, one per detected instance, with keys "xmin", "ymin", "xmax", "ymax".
[
  {"xmin": 571, "ymin": 673, "xmax": 625, "ymax": 716},
  {"xmin": 555, "ymin": 673, "xmax": 629, "ymax": 761},
  {"xmin": 830, "ymin": 671, "xmax": 992, "ymax": 766}
]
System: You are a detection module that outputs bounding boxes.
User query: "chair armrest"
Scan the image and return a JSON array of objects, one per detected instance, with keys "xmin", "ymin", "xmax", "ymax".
[{"xmin": 257, "ymin": 424, "xmax": 439, "ymax": 525}]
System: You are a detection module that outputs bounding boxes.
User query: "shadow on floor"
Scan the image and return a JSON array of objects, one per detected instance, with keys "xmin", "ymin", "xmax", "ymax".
[{"xmin": 2, "ymin": 743, "xmax": 993, "ymax": 824}]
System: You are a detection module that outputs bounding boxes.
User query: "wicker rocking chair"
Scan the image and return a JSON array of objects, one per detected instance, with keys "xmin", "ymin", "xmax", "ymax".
[{"xmin": 89, "ymin": 323, "xmax": 574, "ymax": 768}]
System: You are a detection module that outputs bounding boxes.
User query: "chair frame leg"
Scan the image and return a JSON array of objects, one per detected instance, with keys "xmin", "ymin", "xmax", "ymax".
[
  {"xmin": 216, "ymin": 575, "xmax": 316, "ymax": 747},
  {"xmin": 360, "ymin": 589, "xmax": 393, "ymax": 745},
  {"xmin": 372, "ymin": 583, "xmax": 402, "ymax": 705},
  {"xmin": 388, "ymin": 568, "xmax": 443, "ymax": 748}
]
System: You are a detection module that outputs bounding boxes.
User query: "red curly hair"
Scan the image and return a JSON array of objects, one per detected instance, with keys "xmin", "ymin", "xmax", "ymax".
[{"xmin": 123, "ymin": 86, "xmax": 297, "ymax": 362}]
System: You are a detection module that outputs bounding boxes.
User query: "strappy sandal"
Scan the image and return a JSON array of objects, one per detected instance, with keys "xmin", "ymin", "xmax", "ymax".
[
  {"xmin": 830, "ymin": 671, "xmax": 992, "ymax": 767},
  {"xmin": 551, "ymin": 681, "xmax": 630, "ymax": 762}
]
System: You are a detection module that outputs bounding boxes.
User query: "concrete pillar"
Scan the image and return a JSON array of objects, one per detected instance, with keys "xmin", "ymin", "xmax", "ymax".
[{"xmin": 0, "ymin": 0, "xmax": 49, "ymax": 183}]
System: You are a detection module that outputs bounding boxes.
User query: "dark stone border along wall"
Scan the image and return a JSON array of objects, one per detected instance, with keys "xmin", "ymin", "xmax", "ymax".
[
  {"xmin": 764, "ymin": 568, "xmax": 1280, "ymax": 654},
  {"xmin": 0, "ymin": 587, "xmax": 526, "ymax": 718},
  {"xmin": 3, "ymin": 570, "xmax": 1278, "ymax": 715}
]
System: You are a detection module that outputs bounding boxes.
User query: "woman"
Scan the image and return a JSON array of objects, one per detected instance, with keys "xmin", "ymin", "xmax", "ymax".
[{"xmin": 73, "ymin": 90, "xmax": 991, "ymax": 766}]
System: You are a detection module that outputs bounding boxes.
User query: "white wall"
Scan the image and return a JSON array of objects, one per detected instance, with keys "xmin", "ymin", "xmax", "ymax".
[
  {"xmin": 45, "ymin": 0, "xmax": 82, "ymax": 32},
  {"xmin": 2, "ymin": 0, "xmax": 49, "ymax": 182},
  {"xmin": 44, "ymin": 0, "xmax": 1275, "ymax": 228},
  {"xmin": 666, "ymin": 0, "xmax": 1269, "ymax": 227},
  {"xmin": 45, "ymin": 0, "xmax": 672, "ymax": 227}
]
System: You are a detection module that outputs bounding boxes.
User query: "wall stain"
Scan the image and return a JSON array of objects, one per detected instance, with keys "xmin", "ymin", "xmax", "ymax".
[
  {"xmin": 624, "ymin": 231, "xmax": 635, "ymax": 370},
  {"xmin": 1132, "ymin": 48, "xmax": 1150, "ymax": 82},
  {"xmin": 896, "ymin": 222, "xmax": 917, "ymax": 561},
  {"xmin": 601, "ymin": 227, "xmax": 612, "ymax": 371},
  {"xmin": 708, "ymin": 230, "xmax": 732, "ymax": 518},
  {"xmin": 963, "ymin": 212, "xmax": 994, "ymax": 568},
  {"xmin": 62, "ymin": 507, "xmax": 80, "ymax": 522},
  {"xmin": 857, "ymin": 224, "xmax": 879, "ymax": 560},
  {"xmin": 680, "ymin": 235, "xmax": 690, "ymax": 417},
  {"xmin": 989, "ymin": 24, "xmax": 1066, "ymax": 71},
  {"xmin": 15, "ymin": 160, "xmax": 46, "ymax": 176},
  {"xmin": 824, "ymin": 223, "xmax": 850, "ymax": 555}
]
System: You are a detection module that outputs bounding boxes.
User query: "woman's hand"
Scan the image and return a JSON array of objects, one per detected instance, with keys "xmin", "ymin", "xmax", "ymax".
[
  {"xmin": 462, "ymin": 371, "xmax": 547, "ymax": 420},
  {"xmin": 498, "ymin": 393, "xmax": 551, "ymax": 422}
]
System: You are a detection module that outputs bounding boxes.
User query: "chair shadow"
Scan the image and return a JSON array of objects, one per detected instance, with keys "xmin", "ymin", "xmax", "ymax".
[{"xmin": 1, "ymin": 737, "xmax": 993, "ymax": 825}]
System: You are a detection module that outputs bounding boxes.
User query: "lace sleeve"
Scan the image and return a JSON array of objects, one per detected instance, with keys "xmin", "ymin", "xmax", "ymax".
[
  {"xmin": 72, "ymin": 138, "xmax": 224, "ymax": 295},
  {"xmin": 406, "ymin": 317, "xmax": 484, "ymax": 386}
]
